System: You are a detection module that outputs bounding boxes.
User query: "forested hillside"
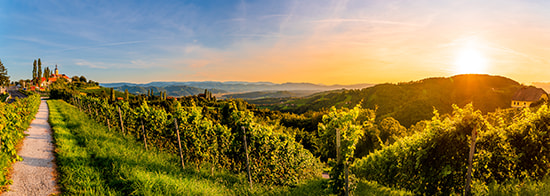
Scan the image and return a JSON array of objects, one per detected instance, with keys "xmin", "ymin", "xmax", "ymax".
[
  {"xmin": 266, "ymin": 74, "xmax": 523, "ymax": 127},
  {"xmin": 221, "ymin": 90, "xmax": 319, "ymax": 100}
]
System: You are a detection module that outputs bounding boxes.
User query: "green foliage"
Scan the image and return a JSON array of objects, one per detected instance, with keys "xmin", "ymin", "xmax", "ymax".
[
  {"xmin": 354, "ymin": 180, "xmax": 413, "ymax": 196},
  {"xmin": 37, "ymin": 58, "xmax": 42, "ymax": 84},
  {"xmin": 227, "ymin": 103, "xmax": 322, "ymax": 186},
  {"xmin": 48, "ymin": 99, "xmax": 247, "ymax": 195},
  {"xmin": 505, "ymin": 105, "xmax": 550, "ymax": 179},
  {"xmin": 352, "ymin": 103, "xmax": 550, "ymax": 195},
  {"xmin": 318, "ymin": 105, "xmax": 373, "ymax": 194},
  {"xmin": 0, "ymin": 59, "xmax": 9, "ymax": 87},
  {"xmin": 378, "ymin": 117, "xmax": 408, "ymax": 144},
  {"xmin": 32, "ymin": 60, "xmax": 37, "ymax": 85},
  {"xmin": 481, "ymin": 176, "xmax": 550, "ymax": 195},
  {"xmin": 53, "ymin": 87, "xmax": 322, "ymax": 187},
  {"xmin": 0, "ymin": 94, "xmax": 41, "ymax": 188},
  {"xmin": 351, "ymin": 104, "xmax": 490, "ymax": 195},
  {"xmin": 318, "ymin": 105, "xmax": 368, "ymax": 163}
]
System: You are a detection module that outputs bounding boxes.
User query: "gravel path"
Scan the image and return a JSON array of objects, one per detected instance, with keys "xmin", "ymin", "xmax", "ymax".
[{"xmin": 4, "ymin": 99, "xmax": 58, "ymax": 195}]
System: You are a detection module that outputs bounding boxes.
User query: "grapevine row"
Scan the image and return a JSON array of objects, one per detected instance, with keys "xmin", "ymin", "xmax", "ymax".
[{"xmin": 55, "ymin": 90, "xmax": 322, "ymax": 186}]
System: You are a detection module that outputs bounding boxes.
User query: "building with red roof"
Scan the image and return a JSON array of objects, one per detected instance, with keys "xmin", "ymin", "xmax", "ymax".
[{"xmin": 40, "ymin": 65, "xmax": 72, "ymax": 87}]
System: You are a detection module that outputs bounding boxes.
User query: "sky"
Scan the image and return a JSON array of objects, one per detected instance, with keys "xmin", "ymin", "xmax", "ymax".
[{"xmin": 1, "ymin": 0, "xmax": 549, "ymax": 84}]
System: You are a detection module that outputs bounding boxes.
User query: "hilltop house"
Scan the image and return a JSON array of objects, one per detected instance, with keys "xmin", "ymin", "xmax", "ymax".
[
  {"xmin": 511, "ymin": 86, "xmax": 548, "ymax": 108},
  {"xmin": 40, "ymin": 65, "xmax": 71, "ymax": 87}
]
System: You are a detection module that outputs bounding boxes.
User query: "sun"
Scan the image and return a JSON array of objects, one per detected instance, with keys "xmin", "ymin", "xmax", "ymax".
[{"xmin": 454, "ymin": 41, "xmax": 488, "ymax": 75}]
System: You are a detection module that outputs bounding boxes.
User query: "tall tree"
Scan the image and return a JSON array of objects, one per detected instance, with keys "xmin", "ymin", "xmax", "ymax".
[
  {"xmin": 45, "ymin": 67, "xmax": 51, "ymax": 81},
  {"xmin": 0, "ymin": 59, "xmax": 9, "ymax": 87},
  {"xmin": 32, "ymin": 59, "xmax": 37, "ymax": 85},
  {"xmin": 37, "ymin": 58, "xmax": 42, "ymax": 84}
]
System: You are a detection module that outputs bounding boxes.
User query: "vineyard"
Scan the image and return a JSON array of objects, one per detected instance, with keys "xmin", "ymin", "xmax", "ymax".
[
  {"xmin": 352, "ymin": 104, "xmax": 550, "ymax": 195},
  {"xmin": 0, "ymin": 94, "xmax": 41, "ymax": 187},
  {"xmin": 50, "ymin": 87, "xmax": 322, "ymax": 187},
  {"xmin": 45, "ymin": 77, "xmax": 550, "ymax": 195}
]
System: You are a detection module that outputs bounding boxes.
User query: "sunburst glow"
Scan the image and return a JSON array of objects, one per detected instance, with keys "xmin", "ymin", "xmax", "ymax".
[{"xmin": 454, "ymin": 42, "xmax": 488, "ymax": 74}]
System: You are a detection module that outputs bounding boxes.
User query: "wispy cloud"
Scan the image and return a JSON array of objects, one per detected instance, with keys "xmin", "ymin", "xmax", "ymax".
[
  {"xmin": 74, "ymin": 60, "xmax": 108, "ymax": 69},
  {"xmin": 56, "ymin": 40, "xmax": 147, "ymax": 53},
  {"xmin": 5, "ymin": 36, "xmax": 70, "ymax": 48},
  {"xmin": 311, "ymin": 19, "xmax": 421, "ymax": 27}
]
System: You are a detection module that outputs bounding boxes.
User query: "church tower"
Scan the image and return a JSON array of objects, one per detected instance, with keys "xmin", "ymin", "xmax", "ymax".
[{"xmin": 55, "ymin": 65, "xmax": 59, "ymax": 76}]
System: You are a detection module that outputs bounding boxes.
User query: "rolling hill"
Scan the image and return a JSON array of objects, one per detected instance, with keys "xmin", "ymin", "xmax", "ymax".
[
  {"xmin": 221, "ymin": 90, "xmax": 321, "ymax": 99},
  {"xmin": 265, "ymin": 74, "xmax": 525, "ymax": 127}
]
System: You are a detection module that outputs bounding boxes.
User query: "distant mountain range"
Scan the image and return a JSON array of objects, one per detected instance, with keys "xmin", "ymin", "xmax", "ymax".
[{"xmin": 101, "ymin": 81, "xmax": 373, "ymax": 97}]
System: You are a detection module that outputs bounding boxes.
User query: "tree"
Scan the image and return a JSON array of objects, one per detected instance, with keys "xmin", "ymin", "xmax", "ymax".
[
  {"xmin": 44, "ymin": 67, "xmax": 51, "ymax": 81},
  {"xmin": 378, "ymin": 116, "xmax": 407, "ymax": 144},
  {"xmin": 125, "ymin": 89, "xmax": 129, "ymax": 100},
  {"xmin": 37, "ymin": 58, "xmax": 42, "ymax": 84},
  {"xmin": 32, "ymin": 60, "xmax": 37, "ymax": 85},
  {"xmin": 71, "ymin": 76, "xmax": 80, "ymax": 82},
  {"xmin": 79, "ymin": 76, "xmax": 87, "ymax": 83},
  {"xmin": 0, "ymin": 59, "xmax": 9, "ymax": 87}
]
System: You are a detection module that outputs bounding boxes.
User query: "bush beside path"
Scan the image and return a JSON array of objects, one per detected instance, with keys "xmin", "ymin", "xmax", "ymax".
[{"xmin": 4, "ymin": 99, "xmax": 58, "ymax": 195}]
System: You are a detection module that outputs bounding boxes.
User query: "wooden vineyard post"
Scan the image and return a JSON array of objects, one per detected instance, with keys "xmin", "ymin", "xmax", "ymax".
[
  {"xmin": 77, "ymin": 98, "xmax": 82, "ymax": 111},
  {"xmin": 242, "ymin": 126, "xmax": 253, "ymax": 189},
  {"xmin": 336, "ymin": 128, "xmax": 341, "ymax": 162},
  {"xmin": 345, "ymin": 163, "xmax": 349, "ymax": 196},
  {"xmin": 465, "ymin": 128, "xmax": 478, "ymax": 196},
  {"xmin": 107, "ymin": 118, "xmax": 111, "ymax": 132},
  {"xmin": 117, "ymin": 106, "xmax": 125, "ymax": 135},
  {"xmin": 336, "ymin": 128, "xmax": 349, "ymax": 196},
  {"xmin": 174, "ymin": 118, "xmax": 185, "ymax": 169},
  {"xmin": 141, "ymin": 119, "xmax": 148, "ymax": 151}
]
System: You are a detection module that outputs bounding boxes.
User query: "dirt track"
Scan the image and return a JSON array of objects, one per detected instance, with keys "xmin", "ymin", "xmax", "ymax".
[{"xmin": 3, "ymin": 99, "xmax": 58, "ymax": 195}]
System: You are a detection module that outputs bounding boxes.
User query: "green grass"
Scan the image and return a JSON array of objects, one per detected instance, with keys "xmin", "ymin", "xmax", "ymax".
[
  {"xmin": 48, "ymin": 99, "xmax": 336, "ymax": 195},
  {"xmin": 354, "ymin": 180, "xmax": 413, "ymax": 196},
  {"xmin": 472, "ymin": 177, "xmax": 550, "ymax": 196},
  {"xmin": 49, "ymin": 99, "xmax": 242, "ymax": 195}
]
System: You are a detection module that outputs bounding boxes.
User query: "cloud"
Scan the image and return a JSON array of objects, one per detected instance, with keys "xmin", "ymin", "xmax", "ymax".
[
  {"xmin": 74, "ymin": 60, "xmax": 108, "ymax": 69},
  {"xmin": 311, "ymin": 18, "xmax": 421, "ymax": 27},
  {"xmin": 57, "ymin": 40, "xmax": 147, "ymax": 53},
  {"xmin": 5, "ymin": 36, "xmax": 70, "ymax": 48}
]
